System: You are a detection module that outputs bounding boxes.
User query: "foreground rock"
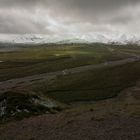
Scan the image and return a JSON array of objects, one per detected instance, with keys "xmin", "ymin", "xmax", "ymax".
[{"xmin": 0, "ymin": 91, "xmax": 63, "ymax": 122}]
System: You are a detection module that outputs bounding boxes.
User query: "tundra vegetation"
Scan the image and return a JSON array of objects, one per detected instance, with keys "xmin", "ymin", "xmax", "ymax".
[{"xmin": 0, "ymin": 43, "xmax": 139, "ymax": 140}]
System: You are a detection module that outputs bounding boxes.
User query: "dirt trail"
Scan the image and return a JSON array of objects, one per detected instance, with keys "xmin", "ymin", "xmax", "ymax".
[{"xmin": 0, "ymin": 56, "xmax": 140, "ymax": 93}]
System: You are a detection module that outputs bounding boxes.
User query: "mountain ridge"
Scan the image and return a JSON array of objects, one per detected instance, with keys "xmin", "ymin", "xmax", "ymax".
[{"xmin": 0, "ymin": 34, "xmax": 139, "ymax": 45}]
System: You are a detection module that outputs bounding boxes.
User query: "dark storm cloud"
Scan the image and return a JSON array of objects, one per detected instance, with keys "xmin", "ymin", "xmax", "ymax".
[
  {"xmin": 0, "ymin": 0, "xmax": 140, "ymax": 34},
  {"xmin": 0, "ymin": 0, "xmax": 139, "ymax": 9}
]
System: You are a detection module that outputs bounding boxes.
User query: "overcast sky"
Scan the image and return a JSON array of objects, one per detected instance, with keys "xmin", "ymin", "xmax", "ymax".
[{"xmin": 0, "ymin": 0, "xmax": 140, "ymax": 36}]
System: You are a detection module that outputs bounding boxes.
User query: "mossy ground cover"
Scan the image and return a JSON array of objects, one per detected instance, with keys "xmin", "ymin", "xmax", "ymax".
[
  {"xmin": 33, "ymin": 61, "xmax": 140, "ymax": 103},
  {"xmin": 0, "ymin": 44, "xmax": 130, "ymax": 81}
]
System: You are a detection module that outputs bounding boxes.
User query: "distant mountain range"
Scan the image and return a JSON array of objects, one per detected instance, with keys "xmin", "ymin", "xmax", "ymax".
[{"xmin": 0, "ymin": 34, "xmax": 139, "ymax": 45}]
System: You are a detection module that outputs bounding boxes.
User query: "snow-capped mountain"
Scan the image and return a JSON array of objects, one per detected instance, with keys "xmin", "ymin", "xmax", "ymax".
[
  {"xmin": 108, "ymin": 34, "xmax": 139, "ymax": 45},
  {"xmin": 0, "ymin": 33, "xmax": 139, "ymax": 45},
  {"xmin": 0, "ymin": 34, "xmax": 44, "ymax": 44}
]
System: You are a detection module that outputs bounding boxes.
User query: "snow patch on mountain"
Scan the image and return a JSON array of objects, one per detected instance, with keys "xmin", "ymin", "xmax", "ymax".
[{"xmin": 0, "ymin": 33, "xmax": 139, "ymax": 45}]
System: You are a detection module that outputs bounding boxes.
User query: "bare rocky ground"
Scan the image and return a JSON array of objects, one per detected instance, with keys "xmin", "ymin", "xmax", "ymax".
[{"xmin": 0, "ymin": 80, "xmax": 139, "ymax": 140}]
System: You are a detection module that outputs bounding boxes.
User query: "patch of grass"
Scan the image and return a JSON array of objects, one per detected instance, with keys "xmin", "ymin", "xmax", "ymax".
[
  {"xmin": 0, "ymin": 44, "xmax": 131, "ymax": 81},
  {"xmin": 33, "ymin": 61, "xmax": 140, "ymax": 103},
  {"xmin": 1, "ymin": 44, "xmax": 140, "ymax": 104}
]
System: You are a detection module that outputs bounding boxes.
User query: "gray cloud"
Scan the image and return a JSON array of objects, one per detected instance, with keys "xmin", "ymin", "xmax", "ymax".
[
  {"xmin": 0, "ymin": 0, "xmax": 140, "ymax": 35},
  {"xmin": 0, "ymin": 0, "xmax": 139, "ymax": 9}
]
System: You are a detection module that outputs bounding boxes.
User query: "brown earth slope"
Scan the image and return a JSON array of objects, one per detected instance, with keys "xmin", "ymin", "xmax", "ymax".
[{"xmin": 0, "ymin": 80, "xmax": 139, "ymax": 140}]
